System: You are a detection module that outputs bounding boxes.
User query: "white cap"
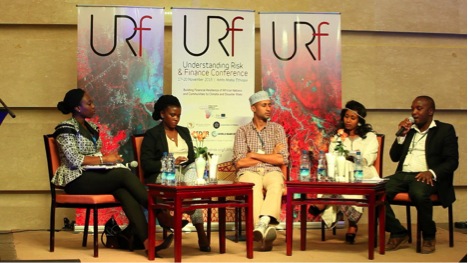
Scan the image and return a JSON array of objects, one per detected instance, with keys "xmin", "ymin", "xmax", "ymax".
[{"xmin": 249, "ymin": 90, "xmax": 270, "ymax": 106}]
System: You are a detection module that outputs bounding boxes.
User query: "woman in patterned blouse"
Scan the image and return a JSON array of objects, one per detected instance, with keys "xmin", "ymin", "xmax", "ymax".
[{"xmin": 52, "ymin": 88, "xmax": 173, "ymax": 255}]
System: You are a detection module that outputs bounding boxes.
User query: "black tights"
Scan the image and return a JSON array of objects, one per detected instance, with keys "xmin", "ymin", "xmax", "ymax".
[{"xmin": 65, "ymin": 168, "xmax": 149, "ymax": 242}]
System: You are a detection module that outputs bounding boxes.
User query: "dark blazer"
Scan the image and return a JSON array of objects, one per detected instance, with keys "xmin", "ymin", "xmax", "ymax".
[
  {"xmin": 389, "ymin": 120, "xmax": 459, "ymax": 207},
  {"xmin": 140, "ymin": 122, "xmax": 195, "ymax": 184}
]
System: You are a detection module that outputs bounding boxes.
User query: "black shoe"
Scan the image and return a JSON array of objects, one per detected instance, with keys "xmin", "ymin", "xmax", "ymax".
[
  {"xmin": 308, "ymin": 205, "xmax": 325, "ymax": 216},
  {"xmin": 345, "ymin": 233, "xmax": 356, "ymax": 244},
  {"xmin": 155, "ymin": 233, "xmax": 174, "ymax": 252},
  {"xmin": 145, "ymin": 234, "xmax": 174, "ymax": 257},
  {"xmin": 345, "ymin": 225, "xmax": 358, "ymax": 244},
  {"xmin": 198, "ymin": 238, "xmax": 211, "ymax": 252},
  {"xmin": 199, "ymin": 245, "xmax": 211, "ymax": 252},
  {"xmin": 455, "ymin": 221, "xmax": 467, "ymax": 229}
]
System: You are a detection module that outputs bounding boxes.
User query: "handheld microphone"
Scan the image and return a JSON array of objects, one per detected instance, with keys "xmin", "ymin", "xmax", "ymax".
[
  {"xmin": 395, "ymin": 117, "xmax": 414, "ymax": 136},
  {"xmin": 125, "ymin": 161, "xmax": 139, "ymax": 169}
]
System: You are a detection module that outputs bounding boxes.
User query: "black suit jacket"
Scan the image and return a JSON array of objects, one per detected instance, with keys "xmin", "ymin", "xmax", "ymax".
[
  {"xmin": 140, "ymin": 122, "xmax": 195, "ymax": 184},
  {"xmin": 389, "ymin": 120, "xmax": 459, "ymax": 207}
]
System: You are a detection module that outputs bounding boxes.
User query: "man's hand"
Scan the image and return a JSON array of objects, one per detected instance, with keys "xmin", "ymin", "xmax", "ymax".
[
  {"xmin": 415, "ymin": 171, "xmax": 434, "ymax": 186},
  {"xmin": 397, "ymin": 118, "xmax": 413, "ymax": 137},
  {"xmin": 273, "ymin": 143, "xmax": 285, "ymax": 154}
]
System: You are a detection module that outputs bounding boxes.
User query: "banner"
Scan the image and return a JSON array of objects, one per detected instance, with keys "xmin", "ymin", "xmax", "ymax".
[
  {"xmin": 260, "ymin": 12, "xmax": 341, "ymax": 178},
  {"xmin": 172, "ymin": 8, "xmax": 256, "ymax": 163},
  {"xmin": 76, "ymin": 5, "xmax": 165, "ymax": 226},
  {"xmin": 260, "ymin": 12, "xmax": 341, "ymax": 221}
]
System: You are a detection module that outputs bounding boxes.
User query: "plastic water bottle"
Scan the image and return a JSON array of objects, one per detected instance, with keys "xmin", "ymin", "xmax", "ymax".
[
  {"xmin": 299, "ymin": 150, "xmax": 311, "ymax": 182},
  {"xmin": 317, "ymin": 150, "xmax": 327, "ymax": 181},
  {"xmin": 160, "ymin": 152, "xmax": 168, "ymax": 184},
  {"xmin": 166, "ymin": 153, "xmax": 176, "ymax": 185},
  {"xmin": 354, "ymin": 151, "xmax": 364, "ymax": 182},
  {"xmin": 204, "ymin": 161, "xmax": 210, "ymax": 182}
]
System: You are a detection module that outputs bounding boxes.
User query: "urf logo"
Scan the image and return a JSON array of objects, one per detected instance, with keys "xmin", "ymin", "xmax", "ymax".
[
  {"xmin": 272, "ymin": 21, "xmax": 329, "ymax": 61},
  {"xmin": 183, "ymin": 15, "xmax": 244, "ymax": 57},
  {"xmin": 90, "ymin": 15, "xmax": 152, "ymax": 57}
]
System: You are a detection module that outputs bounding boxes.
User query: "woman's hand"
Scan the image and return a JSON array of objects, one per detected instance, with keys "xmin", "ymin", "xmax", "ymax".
[
  {"xmin": 103, "ymin": 152, "xmax": 123, "ymax": 164},
  {"xmin": 175, "ymin": 156, "xmax": 188, "ymax": 165}
]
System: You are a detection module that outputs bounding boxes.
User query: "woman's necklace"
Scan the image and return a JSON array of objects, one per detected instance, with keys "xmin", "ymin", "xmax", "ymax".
[{"xmin": 165, "ymin": 128, "xmax": 178, "ymax": 142}]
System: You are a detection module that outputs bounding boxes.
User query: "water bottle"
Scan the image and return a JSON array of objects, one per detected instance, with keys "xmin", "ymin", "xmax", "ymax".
[
  {"xmin": 166, "ymin": 153, "xmax": 176, "ymax": 185},
  {"xmin": 204, "ymin": 161, "xmax": 210, "ymax": 182},
  {"xmin": 299, "ymin": 150, "xmax": 311, "ymax": 182},
  {"xmin": 317, "ymin": 150, "xmax": 327, "ymax": 181},
  {"xmin": 354, "ymin": 151, "xmax": 364, "ymax": 182},
  {"xmin": 160, "ymin": 152, "xmax": 168, "ymax": 184}
]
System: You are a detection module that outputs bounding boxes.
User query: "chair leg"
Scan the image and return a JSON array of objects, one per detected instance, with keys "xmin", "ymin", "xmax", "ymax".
[
  {"xmin": 50, "ymin": 204, "xmax": 55, "ymax": 252},
  {"xmin": 448, "ymin": 205, "xmax": 454, "ymax": 247},
  {"xmin": 321, "ymin": 220, "xmax": 325, "ymax": 241},
  {"xmin": 83, "ymin": 208, "xmax": 90, "ymax": 247},
  {"xmin": 374, "ymin": 207, "xmax": 379, "ymax": 248},
  {"xmin": 236, "ymin": 207, "xmax": 243, "ymax": 241},
  {"xmin": 93, "ymin": 207, "xmax": 99, "ymax": 257},
  {"xmin": 406, "ymin": 205, "xmax": 412, "ymax": 244}
]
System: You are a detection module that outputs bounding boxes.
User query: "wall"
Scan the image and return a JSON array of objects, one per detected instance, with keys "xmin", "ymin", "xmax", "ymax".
[{"xmin": 0, "ymin": 0, "xmax": 465, "ymax": 230}]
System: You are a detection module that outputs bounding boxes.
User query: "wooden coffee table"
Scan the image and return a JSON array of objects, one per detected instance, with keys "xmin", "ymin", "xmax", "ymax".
[{"xmin": 147, "ymin": 181, "xmax": 254, "ymax": 262}]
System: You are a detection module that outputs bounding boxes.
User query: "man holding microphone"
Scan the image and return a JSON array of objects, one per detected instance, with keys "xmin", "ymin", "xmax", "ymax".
[{"xmin": 384, "ymin": 96, "xmax": 459, "ymax": 254}]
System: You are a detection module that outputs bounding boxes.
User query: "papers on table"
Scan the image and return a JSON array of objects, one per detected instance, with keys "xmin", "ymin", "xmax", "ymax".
[
  {"xmin": 360, "ymin": 177, "xmax": 388, "ymax": 183},
  {"xmin": 82, "ymin": 163, "xmax": 128, "ymax": 170}
]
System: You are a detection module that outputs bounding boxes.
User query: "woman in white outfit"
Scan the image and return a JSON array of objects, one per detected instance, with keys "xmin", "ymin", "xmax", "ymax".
[{"xmin": 309, "ymin": 100, "xmax": 379, "ymax": 244}]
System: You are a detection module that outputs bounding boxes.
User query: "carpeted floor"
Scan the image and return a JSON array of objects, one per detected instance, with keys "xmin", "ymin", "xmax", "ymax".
[{"xmin": 1, "ymin": 223, "xmax": 466, "ymax": 262}]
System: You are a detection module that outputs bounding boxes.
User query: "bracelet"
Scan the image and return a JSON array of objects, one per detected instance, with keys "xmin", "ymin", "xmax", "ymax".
[{"xmin": 99, "ymin": 156, "xmax": 104, "ymax": 164}]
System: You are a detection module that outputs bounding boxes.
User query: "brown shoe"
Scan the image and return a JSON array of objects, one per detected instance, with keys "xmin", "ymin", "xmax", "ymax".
[
  {"xmin": 421, "ymin": 239, "xmax": 436, "ymax": 254},
  {"xmin": 385, "ymin": 235, "xmax": 409, "ymax": 251}
]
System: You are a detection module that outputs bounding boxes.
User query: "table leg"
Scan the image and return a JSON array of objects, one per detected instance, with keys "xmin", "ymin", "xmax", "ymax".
[
  {"xmin": 246, "ymin": 191, "xmax": 254, "ymax": 259},
  {"xmin": 219, "ymin": 197, "xmax": 226, "ymax": 254},
  {"xmin": 147, "ymin": 194, "xmax": 156, "ymax": 261},
  {"xmin": 368, "ymin": 194, "xmax": 376, "ymax": 260},
  {"xmin": 174, "ymin": 197, "xmax": 183, "ymax": 263},
  {"xmin": 286, "ymin": 192, "xmax": 293, "ymax": 256},
  {"xmin": 379, "ymin": 196, "xmax": 386, "ymax": 255},
  {"xmin": 300, "ymin": 202, "xmax": 307, "ymax": 251},
  {"xmin": 207, "ymin": 208, "xmax": 212, "ymax": 244}
]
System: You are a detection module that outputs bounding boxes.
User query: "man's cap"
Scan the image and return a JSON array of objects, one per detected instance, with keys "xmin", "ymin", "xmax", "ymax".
[{"xmin": 249, "ymin": 90, "xmax": 270, "ymax": 106}]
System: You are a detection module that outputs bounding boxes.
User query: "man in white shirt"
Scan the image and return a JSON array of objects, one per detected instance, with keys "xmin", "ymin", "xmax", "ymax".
[{"xmin": 384, "ymin": 96, "xmax": 459, "ymax": 254}]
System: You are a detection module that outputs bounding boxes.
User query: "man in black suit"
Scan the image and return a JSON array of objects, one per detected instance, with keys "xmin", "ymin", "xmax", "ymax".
[{"xmin": 385, "ymin": 95, "xmax": 459, "ymax": 254}]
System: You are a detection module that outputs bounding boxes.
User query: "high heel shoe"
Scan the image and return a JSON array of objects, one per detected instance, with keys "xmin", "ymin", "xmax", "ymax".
[
  {"xmin": 145, "ymin": 233, "xmax": 174, "ymax": 256},
  {"xmin": 155, "ymin": 233, "xmax": 174, "ymax": 251},
  {"xmin": 345, "ymin": 226, "xmax": 358, "ymax": 244},
  {"xmin": 198, "ymin": 244, "xmax": 211, "ymax": 252},
  {"xmin": 308, "ymin": 205, "xmax": 326, "ymax": 216}
]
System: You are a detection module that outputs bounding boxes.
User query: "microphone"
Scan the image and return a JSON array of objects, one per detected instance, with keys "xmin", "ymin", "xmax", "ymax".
[
  {"xmin": 395, "ymin": 117, "xmax": 414, "ymax": 136},
  {"xmin": 125, "ymin": 161, "xmax": 139, "ymax": 169}
]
